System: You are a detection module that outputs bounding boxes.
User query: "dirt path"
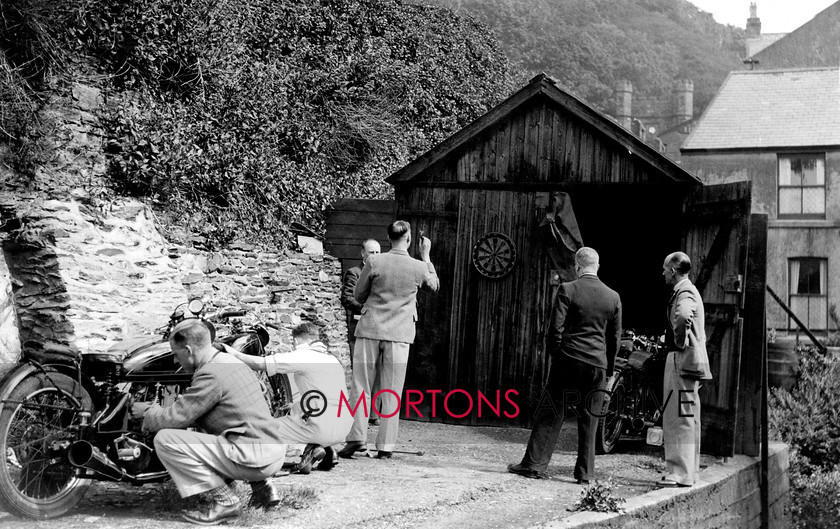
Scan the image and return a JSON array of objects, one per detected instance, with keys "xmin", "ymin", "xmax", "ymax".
[{"xmin": 0, "ymin": 421, "xmax": 716, "ymax": 528}]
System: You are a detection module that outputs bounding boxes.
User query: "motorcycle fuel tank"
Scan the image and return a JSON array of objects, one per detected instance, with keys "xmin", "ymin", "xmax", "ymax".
[{"xmin": 121, "ymin": 340, "xmax": 190, "ymax": 383}]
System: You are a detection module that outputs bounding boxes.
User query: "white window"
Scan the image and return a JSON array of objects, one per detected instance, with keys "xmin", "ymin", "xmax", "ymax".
[
  {"xmin": 778, "ymin": 154, "xmax": 825, "ymax": 218},
  {"xmin": 789, "ymin": 258, "xmax": 828, "ymax": 330}
]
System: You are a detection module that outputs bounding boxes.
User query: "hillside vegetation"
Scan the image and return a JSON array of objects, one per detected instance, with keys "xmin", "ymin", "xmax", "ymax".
[
  {"xmin": 1, "ymin": 0, "xmax": 744, "ymax": 248},
  {"xmin": 0, "ymin": 0, "xmax": 513, "ymax": 247},
  {"xmin": 415, "ymin": 0, "xmax": 745, "ymax": 116}
]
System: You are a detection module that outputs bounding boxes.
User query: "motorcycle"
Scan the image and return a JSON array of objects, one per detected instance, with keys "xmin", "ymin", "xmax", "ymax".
[
  {"xmin": 595, "ymin": 330, "xmax": 668, "ymax": 454},
  {"xmin": 0, "ymin": 299, "xmax": 292, "ymax": 520}
]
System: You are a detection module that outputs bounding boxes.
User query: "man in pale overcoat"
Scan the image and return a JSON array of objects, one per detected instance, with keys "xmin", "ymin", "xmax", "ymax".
[
  {"xmin": 659, "ymin": 251, "xmax": 712, "ymax": 487},
  {"xmin": 338, "ymin": 220, "xmax": 439, "ymax": 458}
]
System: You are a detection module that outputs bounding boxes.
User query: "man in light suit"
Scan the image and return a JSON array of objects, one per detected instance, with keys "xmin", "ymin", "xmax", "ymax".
[
  {"xmin": 338, "ymin": 220, "xmax": 439, "ymax": 459},
  {"xmin": 131, "ymin": 320, "xmax": 287, "ymax": 525},
  {"xmin": 659, "ymin": 251, "xmax": 712, "ymax": 487},
  {"xmin": 508, "ymin": 247, "xmax": 622, "ymax": 483}
]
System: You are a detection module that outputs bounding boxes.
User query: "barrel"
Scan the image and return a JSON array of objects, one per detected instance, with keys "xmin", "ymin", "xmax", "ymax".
[{"xmin": 768, "ymin": 336, "xmax": 799, "ymax": 392}]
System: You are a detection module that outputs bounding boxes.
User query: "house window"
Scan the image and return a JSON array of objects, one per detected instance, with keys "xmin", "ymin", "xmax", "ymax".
[
  {"xmin": 778, "ymin": 154, "xmax": 825, "ymax": 218},
  {"xmin": 789, "ymin": 258, "xmax": 828, "ymax": 330}
]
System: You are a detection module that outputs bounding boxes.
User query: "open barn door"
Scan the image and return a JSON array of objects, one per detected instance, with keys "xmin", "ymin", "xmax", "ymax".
[{"xmin": 681, "ymin": 181, "xmax": 752, "ymax": 457}]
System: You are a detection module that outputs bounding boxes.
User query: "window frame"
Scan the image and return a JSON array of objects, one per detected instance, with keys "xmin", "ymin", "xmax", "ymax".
[
  {"xmin": 788, "ymin": 257, "xmax": 828, "ymax": 331},
  {"xmin": 777, "ymin": 152, "xmax": 826, "ymax": 219}
]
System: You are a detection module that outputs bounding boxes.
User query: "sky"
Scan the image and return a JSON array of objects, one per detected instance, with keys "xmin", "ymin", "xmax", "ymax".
[{"xmin": 689, "ymin": 0, "xmax": 837, "ymax": 33}]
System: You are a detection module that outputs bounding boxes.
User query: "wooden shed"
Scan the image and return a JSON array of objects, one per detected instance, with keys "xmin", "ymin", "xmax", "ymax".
[{"xmin": 326, "ymin": 74, "xmax": 767, "ymax": 457}]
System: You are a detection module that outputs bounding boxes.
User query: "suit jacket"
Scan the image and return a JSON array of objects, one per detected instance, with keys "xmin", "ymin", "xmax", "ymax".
[
  {"xmin": 142, "ymin": 352, "xmax": 287, "ymax": 468},
  {"xmin": 667, "ymin": 278, "xmax": 713, "ymax": 380},
  {"xmin": 547, "ymin": 274, "xmax": 622, "ymax": 373},
  {"xmin": 354, "ymin": 249, "xmax": 439, "ymax": 344},
  {"xmin": 341, "ymin": 265, "xmax": 363, "ymax": 338}
]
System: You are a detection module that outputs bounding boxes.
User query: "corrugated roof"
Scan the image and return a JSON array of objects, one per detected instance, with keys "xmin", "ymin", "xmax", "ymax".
[{"xmin": 682, "ymin": 67, "xmax": 840, "ymax": 151}]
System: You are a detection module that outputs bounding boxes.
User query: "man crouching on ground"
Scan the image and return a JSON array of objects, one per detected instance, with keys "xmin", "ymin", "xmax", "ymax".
[
  {"xmin": 130, "ymin": 320, "xmax": 287, "ymax": 525},
  {"xmin": 227, "ymin": 322, "xmax": 353, "ymax": 473}
]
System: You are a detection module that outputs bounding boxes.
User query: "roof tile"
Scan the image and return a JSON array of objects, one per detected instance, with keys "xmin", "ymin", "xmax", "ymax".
[{"xmin": 682, "ymin": 67, "xmax": 840, "ymax": 150}]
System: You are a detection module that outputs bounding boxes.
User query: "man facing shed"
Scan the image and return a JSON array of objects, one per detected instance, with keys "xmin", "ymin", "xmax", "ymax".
[
  {"xmin": 508, "ymin": 247, "xmax": 622, "ymax": 483},
  {"xmin": 338, "ymin": 220, "xmax": 439, "ymax": 459}
]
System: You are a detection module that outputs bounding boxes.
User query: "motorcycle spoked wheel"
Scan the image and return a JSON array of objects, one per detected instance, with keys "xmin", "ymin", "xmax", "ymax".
[
  {"xmin": 261, "ymin": 372, "xmax": 293, "ymax": 418},
  {"xmin": 0, "ymin": 371, "xmax": 94, "ymax": 520},
  {"xmin": 595, "ymin": 371, "xmax": 628, "ymax": 455}
]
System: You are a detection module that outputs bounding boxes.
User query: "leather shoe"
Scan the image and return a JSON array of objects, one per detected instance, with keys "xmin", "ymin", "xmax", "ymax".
[
  {"xmin": 576, "ymin": 478, "xmax": 590, "ymax": 485},
  {"xmin": 181, "ymin": 501, "xmax": 241, "ymax": 525},
  {"xmin": 295, "ymin": 444, "xmax": 326, "ymax": 474},
  {"xmin": 376, "ymin": 450, "xmax": 392, "ymax": 459},
  {"xmin": 507, "ymin": 463, "xmax": 547, "ymax": 480},
  {"xmin": 248, "ymin": 482, "xmax": 280, "ymax": 509},
  {"xmin": 317, "ymin": 447, "xmax": 339, "ymax": 471},
  {"xmin": 337, "ymin": 441, "xmax": 366, "ymax": 459}
]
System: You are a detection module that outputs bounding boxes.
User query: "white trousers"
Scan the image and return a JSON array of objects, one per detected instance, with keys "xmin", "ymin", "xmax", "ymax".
[
  {"xmin": 663, "ymin": 352, "xmax": 701, "ymax": 486},
  {"xmin": 154, "ymin": 429, "xmax": 286, "ymax": 498},
  {"xmin": 345, "ymin": 338, "xmax": 409, "ymax": 451}
]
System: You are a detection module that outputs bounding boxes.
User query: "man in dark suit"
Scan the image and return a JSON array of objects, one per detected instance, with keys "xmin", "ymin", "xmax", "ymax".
[
  {"xmin": 131, "ymin": 320, "xmax": 287, "ymax": 525},
  {"xmin": 508, "ymin": 247, "xmax": 622, "ymax": 483},
  {"xmin": 341, "ymin": 239, "xmax": 381, "ymax": 360},
  {"xmin": 341, "ymin": 239, "xmax": 383, "ymax": 426},
  {"xmin": 338, "ymin": 220, "xmax": 439, "ymax": 459}
]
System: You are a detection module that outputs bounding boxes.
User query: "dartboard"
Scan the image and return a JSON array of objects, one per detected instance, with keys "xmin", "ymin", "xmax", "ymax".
[{"xmin": 472, "ymin": 232, "xmax": 517, "ymax": 279}]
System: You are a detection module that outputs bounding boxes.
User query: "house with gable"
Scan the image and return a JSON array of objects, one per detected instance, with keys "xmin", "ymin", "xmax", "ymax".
[
  {"xmin": 681, "ymin": 67, "xmax": 840, "ymax": 332},
  {"xmin": 745, "ymin": 1, "xmax": 840, "ymax": 69}
]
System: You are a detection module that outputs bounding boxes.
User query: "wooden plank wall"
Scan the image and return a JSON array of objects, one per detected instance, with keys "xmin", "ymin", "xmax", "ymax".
[
  {"xmin": 324, "ymin": 198, "xmax": 395, "ymax": 270},
  {"xmin": 399, "ymin": 185, "xmax": 554, "ymax": 427},
  {"xmin": 680, "ymin": 182, "xmax": 752, "ymax": 456},
  {"xmin": 421, "ymin": 95, "xmax": 668, "ymax": 186}
]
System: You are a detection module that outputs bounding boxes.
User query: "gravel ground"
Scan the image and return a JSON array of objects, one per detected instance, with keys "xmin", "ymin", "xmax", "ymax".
[{"xmin": 0, "ymin": 421, "xmax": 717, "ymax": 529}]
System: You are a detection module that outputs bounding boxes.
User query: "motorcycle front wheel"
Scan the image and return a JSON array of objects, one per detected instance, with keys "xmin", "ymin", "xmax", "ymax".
[
  {"xmin": 595, "ymin": 371, "xmax": 628, "ymax": 455},
  {"xmin": 0, "ymin": 370, "xmax": 94, "ymax": 519},
  {"xmin": 263, "ymin": 372, "xmax": 293, "ymax": 418}
]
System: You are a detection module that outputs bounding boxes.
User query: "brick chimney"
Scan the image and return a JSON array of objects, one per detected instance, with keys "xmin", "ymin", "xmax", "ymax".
[
  {"xmin": 672, "ymin": 79, "xmax": 693, "ymax": 127},
  {"xmin": 614, "ymin": 80, "xmax": 632, "ymax": 130},
  {"xmin": 746, "ymin": 2, "xmax": 761, "ymax": 38}
]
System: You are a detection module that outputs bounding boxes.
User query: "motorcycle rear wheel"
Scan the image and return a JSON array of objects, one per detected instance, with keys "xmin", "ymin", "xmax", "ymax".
[
  {"xmin": 595, "ymin": 372, "xmax": 627, "ymax": 455},
  {"xmin": 0, "ymin": 370, "xmax": 94, "ymax": 519}
]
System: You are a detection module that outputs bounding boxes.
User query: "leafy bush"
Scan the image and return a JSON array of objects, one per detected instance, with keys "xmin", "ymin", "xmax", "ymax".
[
  {"xmin": 770, "ymin": 345, "xmax": 840, "ymax": 527},
  {"xmin": 570, "ymin": 478, "xmax": 626, "ymax": 513},
  {"xmin": 769, "ymin": 345, "xmax": 840, "ymax": 471},
  {"xmin": 2, "ymin": 0, "xmax": 513, "ymax": 247},
  {"xmin": 786, "ymin": 450, "xmax": 840, "ymax": 529}
]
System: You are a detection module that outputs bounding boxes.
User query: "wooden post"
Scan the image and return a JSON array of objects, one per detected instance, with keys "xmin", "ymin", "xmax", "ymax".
[
  {"xmin": 765, "ymin": 284, "xmax": 827, "ymax": 354},
  {"xmin": 737, "ymin": 213, "xmax": 767, "ymax": 456}
]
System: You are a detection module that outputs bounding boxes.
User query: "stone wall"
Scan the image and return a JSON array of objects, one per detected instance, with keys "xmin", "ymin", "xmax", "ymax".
[
  {"xmin": 0, "ymin": 77, "xmax": 350, "ymax": 373},
  {"xmin": 0, "ymin": 252, "xmax": 20, "ymax": 372},
  {"xmin": 0, "ymin": 195, "xmax": 349, "ymax": 370}
]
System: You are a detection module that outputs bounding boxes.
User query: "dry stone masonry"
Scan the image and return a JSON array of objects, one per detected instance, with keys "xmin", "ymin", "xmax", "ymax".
[{"xmin": 0, "ymin": 79, "xmax": 350, "ymax": 375}]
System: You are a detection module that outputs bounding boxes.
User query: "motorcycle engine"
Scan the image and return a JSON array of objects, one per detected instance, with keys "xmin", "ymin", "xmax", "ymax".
[{"xmin": 107, "ymin": 433, "xmax": 153, "ymax": 474}]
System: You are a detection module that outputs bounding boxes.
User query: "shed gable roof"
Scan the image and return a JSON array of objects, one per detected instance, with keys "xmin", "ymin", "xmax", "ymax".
[
  {"xmin": 682, "ymin": 67, "xmax": 840, "ymax": 151},
  {"xmin": 387, "ymin": 73, "xmax": 700, "ymax": 184}
]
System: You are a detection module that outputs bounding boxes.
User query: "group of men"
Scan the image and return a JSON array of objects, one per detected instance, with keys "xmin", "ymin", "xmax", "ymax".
[
  {"xmin": 132, "ymin": 219, "xmax": 709, "ymax": 525},
  {"xmin": 133, "ymin": 220, "xmax": 438, "ymax": 525},
  {"xmin": 508, "ymin": 248, "xmax": 710, "ymax": 489}
]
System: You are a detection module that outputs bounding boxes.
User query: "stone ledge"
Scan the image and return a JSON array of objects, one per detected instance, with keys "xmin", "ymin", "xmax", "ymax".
[{"xmin": 536, "ymin": 443, "xmax": 789, "ymax": 529}]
